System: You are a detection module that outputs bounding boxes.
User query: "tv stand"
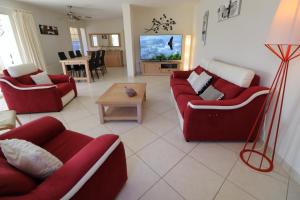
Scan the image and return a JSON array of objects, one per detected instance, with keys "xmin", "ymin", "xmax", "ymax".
[{"xmin": 141, "ymin": 61, "xmax": 182, "ymax": 76}]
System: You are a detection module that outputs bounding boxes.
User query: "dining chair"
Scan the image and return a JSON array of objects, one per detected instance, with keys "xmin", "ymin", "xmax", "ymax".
[
  {"xmin": 97, "ymin": 50, "xmax": 107, "ymax": 75},
  {"xmin": 57, "ymin": 52, "xmax": 73, "ymax": 75},
  {"xmin": 88, "ymin": 51, "xmax": 100, "ymax": 81},
  {"xmin": 75, "ymin": 50, "xmax": 82, "ymax": 57},
  {"xmin": 68, "ymin": 51, "xmax": 83, "ymax": 77}
]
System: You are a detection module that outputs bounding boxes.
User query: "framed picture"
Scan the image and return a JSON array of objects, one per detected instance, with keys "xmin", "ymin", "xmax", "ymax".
[
  {"xmin": 229, "ymin": 0, "xmax": 242, "ymax": 18},
  {"xmin": 39, "ymin": 25, "xmax": 59, "ymax": 35},
  {"xmin": 217, "ymin": 0, "xmax": 242, "ymax": 22},
  {"xmin": 202, "ymin": 10, "xmax": 209, "ymax": 45}
]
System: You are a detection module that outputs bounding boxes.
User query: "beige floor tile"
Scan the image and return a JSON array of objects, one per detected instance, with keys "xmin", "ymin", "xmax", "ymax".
[
  {"xmin": 189, "ymin": 143, "xmax": 238, "ymax": 177},
  {"xmin": 116, "ymin": 156, "xmax": 159, "ymax": 200},
  {"xmin": 104, "ymin": 121, "xmax": 139, "ymax": 135},
  {"xmin": 137, "ymin": 139, "xmax": 185, "ymax": 176},
  {"xmin": 121, "ymin": 126, "xmax": 159, "ymax": 152},
  {"xmin": 215, "ymin": 181, "xmax": 257, "ymax": 200},
  {"xmin": 140, "ymin": 180, "xmax": 184, "ymax": 200},
  {"xmin": 228, "ymin": 161, "xmax": 288, "ymax": 200},
  {"xmin": 287, "ymin": 179, "xmax": 300, "ymax": 200},
  {"xmin": 142, "ymin": 116, "xmax": 177, "ymax": 136},
  {"xmin": 163, "ymin": 126, "xmax": 198, "ymax": 153},
  {"xmin": 164, "ymin": 156, "xmax": 224, "ymax": 200}
]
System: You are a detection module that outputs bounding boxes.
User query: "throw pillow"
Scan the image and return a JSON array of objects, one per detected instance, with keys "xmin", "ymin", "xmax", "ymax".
[
  {"xmin": 0, "ymin": 139, "xmax": 63, "ymax": 179},
  {"xmin": 30, "ymin": 72, "xmax": 53, "ymax": 85},
  {"xmin": 187, "ymin": 71, "xmax": 199, "ymax": 86},
  {"xmin": 191, "ymin": 71, "xmax": 212, "ymax": 93},
  {"xmin": 200, "ymin": 85, "xmax": 224, "ymax": 100}
]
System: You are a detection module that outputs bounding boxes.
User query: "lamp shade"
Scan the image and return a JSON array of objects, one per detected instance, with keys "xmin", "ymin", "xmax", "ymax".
[{"xmin": 266, "ymin": 0, "xmax": 300, "ymax": 45}]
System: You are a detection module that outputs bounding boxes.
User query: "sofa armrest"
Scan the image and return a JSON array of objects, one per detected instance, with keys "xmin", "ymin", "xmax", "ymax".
[
  {"xmin": 48, "ymin": 74, "xmax": 72, "ymax": 84},
  {"xmin": 0, "ymin": 117, "xmax": 65, "ymax": 146},
  {"xmin": 188, "ymin": 87, "xmax": 269, "ymax": 110},
  {"xmin": 172, "ymin": 70, "xmax": 193, "ymax": 79},
  {"xmin": 34, "ymin": 135, "xmax": 121, "ymax": 200},
  {"xmin": 0, "ymin": 78, "xmax": 56, "ymax": 90},
  {"xmin": 48, "ymin": 75, "xmax": 77, "ymax": 97}
]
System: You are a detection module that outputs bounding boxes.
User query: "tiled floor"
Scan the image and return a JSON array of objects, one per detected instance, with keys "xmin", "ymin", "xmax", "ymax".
[{"xmin": 1, "ymin": 68, "xmax": 300, "ymax": 200}]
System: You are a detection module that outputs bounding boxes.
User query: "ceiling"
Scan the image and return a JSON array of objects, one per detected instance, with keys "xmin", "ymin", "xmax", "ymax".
[{"xmin": 17, "ymin": 0, "xmax": 199, "ymax": 20}]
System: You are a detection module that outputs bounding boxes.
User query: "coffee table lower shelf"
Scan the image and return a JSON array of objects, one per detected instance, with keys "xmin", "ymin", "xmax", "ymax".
[{"xmin": 98, "ymin": 104, "xmax": 143, "ymax": 124}]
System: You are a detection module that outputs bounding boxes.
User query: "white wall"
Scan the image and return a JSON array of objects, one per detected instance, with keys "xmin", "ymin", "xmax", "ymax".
[
  {"xmin": 131, "ymin": 4, "xmax": 195, "ymax": 74},
  {"xmin": 85, "ymin": 17, "xmax": 126, "ymax": 66},
  {"xmin": 192, "ymin": 0, "xmax": 300, "ymax": 182},
  {"xmin": 0, "ymin": 0, "xmax": 80, "ymax": 74},
  {"xmin": 122, "ymin": 4, "xmax": 135, "ymax": 77}
]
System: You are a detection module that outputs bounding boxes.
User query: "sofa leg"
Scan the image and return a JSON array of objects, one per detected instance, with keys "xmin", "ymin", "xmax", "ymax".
[{"xmin": 185, "ymin": 139, "xmax": 190, "ymax": 142}]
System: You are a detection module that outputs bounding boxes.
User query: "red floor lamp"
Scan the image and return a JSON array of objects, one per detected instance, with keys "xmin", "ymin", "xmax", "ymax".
[{"xmin": 240, "ymin": 0, "xmax": 300, "ymax": 172}]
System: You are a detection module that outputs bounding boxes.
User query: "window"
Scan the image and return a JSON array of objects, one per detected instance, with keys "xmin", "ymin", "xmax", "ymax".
[
  {"xmin": 0, "ymin": 14, "xmax": 22, "ymax": 69},
  {"xmin": 69, "ymin": 27, "xmax": 88, "ymax": 55},
  {"xmin": 111, "ymin": 34, "xmax": 120, "ymax": 47},
  {"xmin": 70, "ymin": 27, "xmax": 81, "ymax": 51}
]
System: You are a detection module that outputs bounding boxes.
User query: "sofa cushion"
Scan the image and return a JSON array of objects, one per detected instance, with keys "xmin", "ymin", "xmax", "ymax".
[
  {"xmin": 42, "ymin": 130, "xmax": 92, "ymax": 163},
  {"xmin": 6, "ymin": 63, "xmax": 38, "ymax": 78},
  {"xmin": 31, "ymin": 72, "xmax": 53, "ymax": 85},
  {"xmin": 176, "ymin": 95, "xmax": 202, "ymax": 116},
  {"xmin": 170, "ymin": 78, "xmax": 190, "ymax": 86},
  {"xmin": 172, "ymin": 85, "xmax": 197, "ymax": 98},
  {"xmin": 200, "ymin": 85, "xmax": 224, "ymax": 100},
  {"xmin": 0, "ymin": 158, "xmax": 37, "ymax": 195},
  {"xmin": 0, "ymin": 139, "xmax": 63, "ymax": 179},
  {"xmin": 56, "ymin": 83, "xmax": 74, "ymax": 97},
  {"xmin": 214, "ymin": 78, "xmax": 244, "ymax": 99},
  {"xmin": 187, "ymin": 71, "xmax": 199, "ymax": 86},
  {"xmin": 191, "ymin": 71, "xmax": 212, "ymax": 93}
]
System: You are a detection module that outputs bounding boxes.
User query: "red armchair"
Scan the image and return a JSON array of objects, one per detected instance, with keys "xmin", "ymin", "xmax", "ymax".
[
  {"xmin": 170, "ymin": 60, "xmax": 269, "ymax": 141},
  {"xmin": 0, "ymin": 64, "xmax": 77, "ymax": 114},
  {"xmin": 0, "ymin": 117, "xmax": 127, "ymax": 200}
]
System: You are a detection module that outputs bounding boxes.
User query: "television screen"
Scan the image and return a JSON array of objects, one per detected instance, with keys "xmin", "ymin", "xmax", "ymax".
[{"xmin": 140, "ymin": 35, "xmax": 182, "ymax": 61}]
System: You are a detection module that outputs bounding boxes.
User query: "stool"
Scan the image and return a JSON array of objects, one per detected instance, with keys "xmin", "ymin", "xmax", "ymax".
[{"xmin": 0, "ymin": 110, "xmax": 22, "ymax": 131}]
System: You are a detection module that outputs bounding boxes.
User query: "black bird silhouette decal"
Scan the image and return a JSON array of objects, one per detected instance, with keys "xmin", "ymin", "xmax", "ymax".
[{"xmin": 168, "ymin": 36, "xmax": 173, "ymax": 50}]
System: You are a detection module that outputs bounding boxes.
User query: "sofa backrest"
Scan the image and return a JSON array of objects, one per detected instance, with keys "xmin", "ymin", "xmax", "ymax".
[
  {"xmin": 6, "ymin": 64, "xmax": 38, "ymax": 78},
  {"xmin": 4, "ymin": 64, "xmax": 42, "ymax": 85},
  {"xmin": 207, "ymin": 60, "xmax": 255, "ymax": 88}
]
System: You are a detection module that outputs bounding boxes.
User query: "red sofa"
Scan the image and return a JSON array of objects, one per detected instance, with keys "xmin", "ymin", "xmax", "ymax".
[
  {"xmin": 0, "ymin": 64, "xmax": 77, "ymax": 114},
  {"xmin": 0, "ymin": 117, "xmax": 127, "ymax": 200},
  {"xmin": 170, "ymin": 60, "xmax": 269, "ymax": 141}
]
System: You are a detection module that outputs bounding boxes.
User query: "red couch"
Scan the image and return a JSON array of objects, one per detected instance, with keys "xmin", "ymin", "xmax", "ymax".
[
  {"xmin": 170, "ymin": 60, "xmax": 269, "ymax": 141},
  {"xmin": 0, "ymin": 64, "xmax": 77, "ymax": 114},
  {"xmin": 0, "ymin": 117, "xmax": 127, "ymax": 200}
]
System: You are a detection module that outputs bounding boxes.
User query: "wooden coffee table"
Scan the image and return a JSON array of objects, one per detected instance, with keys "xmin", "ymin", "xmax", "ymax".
[{"xmin": 96, "ymin": 83, "xmax": 146, "ymax": 124}]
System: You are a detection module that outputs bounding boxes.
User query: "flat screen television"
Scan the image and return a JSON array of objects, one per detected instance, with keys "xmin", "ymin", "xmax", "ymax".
[{"xmin": 140, "ymin": 34, "xmax": 182, "ymax": 61}]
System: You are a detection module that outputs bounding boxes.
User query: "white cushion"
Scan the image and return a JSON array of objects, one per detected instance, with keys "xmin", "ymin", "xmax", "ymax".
[
  {"xmin": 0, "ymin": 139, "xmax": 63, "ymax": 179},
  {"xmin": 7, "ymin": 63, "xmax": 38, "ymax": 78},
  {"xmin": 200, "ymin": 85, "xmax": 224, "ymax": 100},
  {"xmin": 187, "ymin": 71, "xmax": 199, "ymax": 85},
  {"xmin": 191, "ymin": 71, "xmax": 212, "ymax": 93},
  {"xmin": 208, "ymin": 60, "xmax": 255, "ymax": 88},
  {"xmin": 30, "ymin": 72, "xmax": 53, "ymax": 85}
]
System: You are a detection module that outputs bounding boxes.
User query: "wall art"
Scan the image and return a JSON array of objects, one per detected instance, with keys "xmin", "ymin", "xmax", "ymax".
[
  {"xmin": 217, "ymin": 0, "xmax": 242, "ymax": 22},
  {"xmin": 144, "ymin": 14, "xmax": 176, "ymax": 34},
  {"xmin": 39, "ymin": 25, "xmax": 59, "ymax": 35},
  {"xmin": 202, "ymin": 10, "xmax": 209, "ymax": 45}
]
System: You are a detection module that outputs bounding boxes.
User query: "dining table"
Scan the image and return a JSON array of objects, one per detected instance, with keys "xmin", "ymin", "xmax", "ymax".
[{"xmin": 60, "ymin": 56, "xmax": 92, "ymax": 83}]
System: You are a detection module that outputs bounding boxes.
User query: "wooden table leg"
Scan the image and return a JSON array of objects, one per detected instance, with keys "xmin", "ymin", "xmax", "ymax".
[
  {"xmin": 137, "ymin": 103, "xmax": 142, "ymax": 124},
  {"xmin": 61, "ymin": 63, "xmax": 67, "ymax": 75},
  {"xmin": 98, "ymin": 104, "xmax": 105, "ymax": 124},
  {"xmin": 84, "ymin": 60, "xmax": 91, "ymax": 83}
]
